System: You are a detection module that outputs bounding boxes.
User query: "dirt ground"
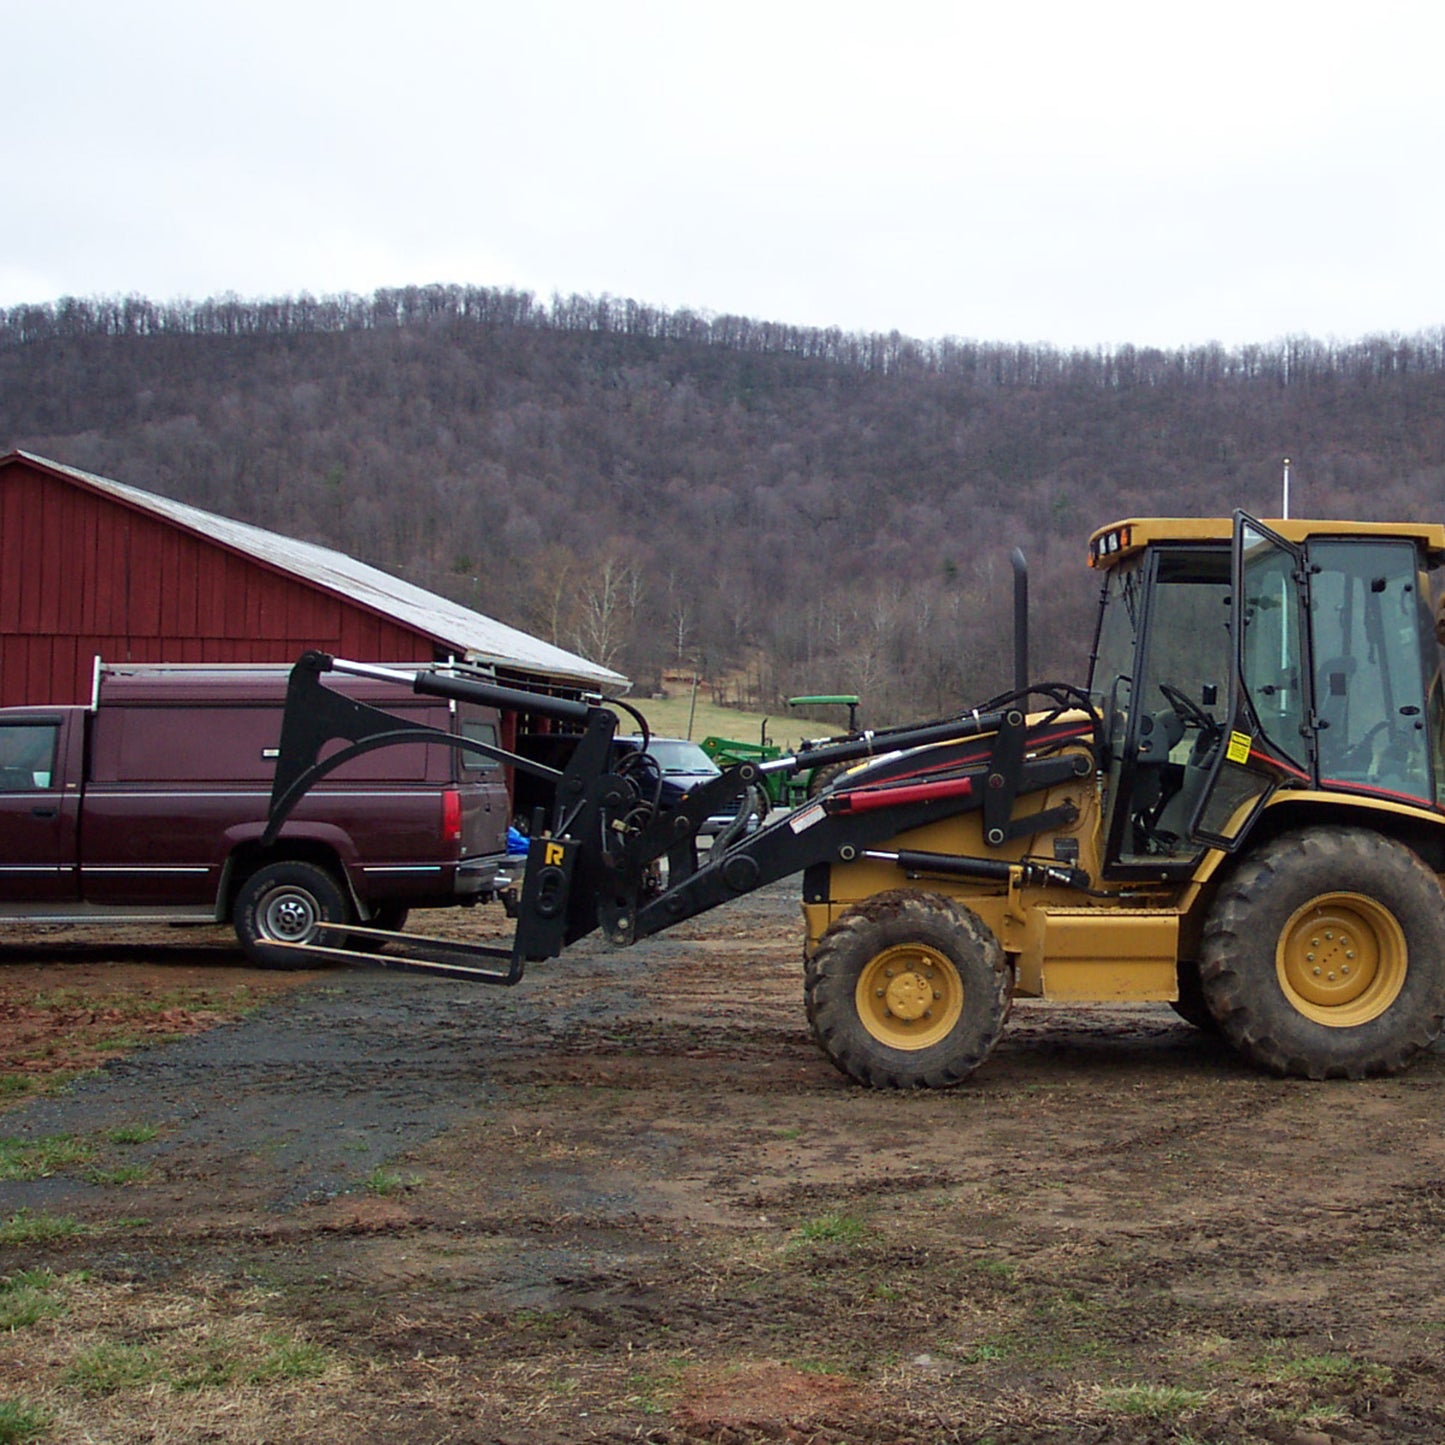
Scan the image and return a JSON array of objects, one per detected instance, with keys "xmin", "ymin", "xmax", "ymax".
[{"xmin": 3, "ymin": 886, "xmax": 1445, "ymax": 1444}]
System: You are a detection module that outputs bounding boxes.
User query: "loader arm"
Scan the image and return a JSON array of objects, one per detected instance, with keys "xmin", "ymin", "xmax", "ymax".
[{"xmin": 258, "ymin": 654, "xmax": 1099, "ymax": 979}]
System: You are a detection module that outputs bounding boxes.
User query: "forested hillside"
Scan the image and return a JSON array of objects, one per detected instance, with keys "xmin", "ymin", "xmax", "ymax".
[{"xmin": 4, "ymin": 287, "xmax": 1445, "ymax": 722}]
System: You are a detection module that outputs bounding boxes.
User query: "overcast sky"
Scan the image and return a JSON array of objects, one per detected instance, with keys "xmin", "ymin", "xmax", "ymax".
[{"xmin": 5, "ymin": 0, "xmax": 1443, "ymax": 350}]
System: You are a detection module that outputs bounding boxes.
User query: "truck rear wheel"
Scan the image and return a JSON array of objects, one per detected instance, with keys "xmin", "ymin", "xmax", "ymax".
[
  {"xmin": 1200, "ymin": 829, "xmax": 1445, "ymax": 1078},
  {"xmin": 234, "ymin": 860, "xmax": 351, "ymax": 968},
  {"xmin": 805, "ymin": 890, "xmax": 1011, "ymax": 1088}
]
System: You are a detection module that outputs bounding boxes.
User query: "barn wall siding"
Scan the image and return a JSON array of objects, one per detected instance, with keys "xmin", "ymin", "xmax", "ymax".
[{"xmin": 0, "ymin": 457, "xmax": 435, "ymax": 706}]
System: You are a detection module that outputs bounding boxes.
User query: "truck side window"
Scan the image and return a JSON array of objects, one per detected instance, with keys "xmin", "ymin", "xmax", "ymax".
[
  {"xmin": 0, "ymin": 723, "xmax": 57, "ymax": 791},
  {"xmin": 460, "ymin": 719, "xmax": 501, "ymax": 771}
]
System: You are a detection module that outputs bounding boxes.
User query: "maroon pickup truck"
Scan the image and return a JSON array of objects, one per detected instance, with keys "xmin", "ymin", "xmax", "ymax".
[{"xmin": 0, "ymin": 664, "xmax": 512, "ymax": 963}]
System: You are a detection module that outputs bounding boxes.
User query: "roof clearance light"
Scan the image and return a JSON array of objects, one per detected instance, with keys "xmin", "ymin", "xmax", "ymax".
[{"xmin": 1090, "ymin": 527, "xmax": 1136, "ymax": 565}]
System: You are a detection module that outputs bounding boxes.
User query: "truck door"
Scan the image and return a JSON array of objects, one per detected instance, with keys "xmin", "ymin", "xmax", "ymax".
[
  {"xmin": 1188, "ymin": 513, "xmax": 1310, "ymax": 849},
  {"xmin": 0, "ymin": 715, "xmax": 80, "ymax": 903}
]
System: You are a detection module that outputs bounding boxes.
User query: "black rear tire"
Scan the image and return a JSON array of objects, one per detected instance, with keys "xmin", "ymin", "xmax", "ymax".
[
  {"xmin": 348, "ymin": 903, "xmax": 410, "ymax": 955},
  {"xmin": 234, "ymin": 860, "xmax": 351, "ymax": 968},
  {"xmin": 806, "ymin": 762, "xmax": 849, "ymax": 799},
  {"xmin": 1200, "ymin": 828, "xmax": 1445, "ymax": 1078},
  {"xmin": 805, "ymin": 890, "xmax": 1012, "ymax": 1088}
]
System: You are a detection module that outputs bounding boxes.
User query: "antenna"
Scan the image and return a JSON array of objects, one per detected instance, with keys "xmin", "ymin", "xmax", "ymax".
[{"xmin": 1282, "ymin": 457, "xmax": 1292, "ymax": 519}]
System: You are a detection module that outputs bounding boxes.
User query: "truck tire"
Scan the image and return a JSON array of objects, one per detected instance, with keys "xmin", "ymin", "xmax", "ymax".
[
  {"xmin": 348, "ymin": 903, "xmax": 410, "ymax": 955},
  {"xmin": 1199, "ymin": 828, "xmax": 1445, "ymax": 1079},
  {"xmin": 805, "ymin": 890, "xmax": 1012, "ymax": 1088},
  {"xmin": 234, "ymin": 860, "xmax": 352, "ymax": 968},
  {"xmin": 368, "ymin": 904, "xmax": 409, "ymax": 932}
]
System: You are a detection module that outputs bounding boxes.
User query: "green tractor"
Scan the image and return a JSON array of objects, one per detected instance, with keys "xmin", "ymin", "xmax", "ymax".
[{"xmin": 701, "ymin": 694, "xmax": 863, "ymax": 807}]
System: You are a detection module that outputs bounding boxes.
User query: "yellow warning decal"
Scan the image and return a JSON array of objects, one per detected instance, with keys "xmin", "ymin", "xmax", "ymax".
[{"xmin": 1226, "ymin": 730, "xmax": 1253, "ymax": 765}]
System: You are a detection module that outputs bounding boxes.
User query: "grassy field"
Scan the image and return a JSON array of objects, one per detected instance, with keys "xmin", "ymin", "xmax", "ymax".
[{"xmin": 614, "ymin": 691, "xmax": 843, "ymax": 751}]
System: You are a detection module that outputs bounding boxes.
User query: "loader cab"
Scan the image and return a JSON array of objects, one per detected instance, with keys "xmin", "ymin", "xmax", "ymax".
[{"xmin": 1089, "ymin": 514, "xmax": 1445, "ymax": 878}]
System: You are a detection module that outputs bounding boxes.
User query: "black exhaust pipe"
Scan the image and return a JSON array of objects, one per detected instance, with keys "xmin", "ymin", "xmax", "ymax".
[{"xmin": 1011, "ymin": 547, "xmax": 1029, "ymax": 694}]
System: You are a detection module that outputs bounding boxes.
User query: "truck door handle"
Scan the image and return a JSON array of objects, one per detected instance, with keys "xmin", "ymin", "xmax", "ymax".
[{"xmin": 31, "ymin": 807, "xmax": 57, "ymax": 819}]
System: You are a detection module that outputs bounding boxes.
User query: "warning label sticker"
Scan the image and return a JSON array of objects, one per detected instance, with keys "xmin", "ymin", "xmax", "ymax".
[{"xmin": 1226, "ymin": 730, "xmax": 1253, "ymax": 765}]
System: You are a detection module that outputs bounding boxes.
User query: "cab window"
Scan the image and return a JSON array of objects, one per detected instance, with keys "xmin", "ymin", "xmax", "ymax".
[
  {"xmin": 460, "ymin": 718, "xmax": 501, "ymax": 771},
  {"xmin": 0, "ymin": 723, "xmax": 57, "ymax": 791},
  {"xmin": 1308, "ymin": 539, "xmax": 1432, "ymax": 802}
]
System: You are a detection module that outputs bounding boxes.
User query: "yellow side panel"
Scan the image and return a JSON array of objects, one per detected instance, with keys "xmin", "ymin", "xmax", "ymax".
[{"xmin": 1017, "ymin": 909, "xmax": 1180, "ymax": 1002}]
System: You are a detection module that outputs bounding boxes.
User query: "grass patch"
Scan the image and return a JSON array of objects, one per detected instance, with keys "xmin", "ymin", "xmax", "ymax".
[
  {"xmin": 0, "ymin": 1399, "xmax": 51, "ymax": 1444},
  {"xmin": 963, "ymin": 1341, "xmax": 1009, "ymax": 1363},
  {"xmin": 361, "ymin": 1166, "xmax": 422, "ymax": 1196},
  {"xmin": 106, "ymin": 1123, "xmax": 159, "ymax": 1146},
  {"xmin": 0, "ymin": 1135, "xmax": 93, "ymax": 1181},
  {"xmin": 977, "ymin": 1257, "xmax": 1018, "ymax": 1281},
  {"xmin": 621, "ymin": 694, "xmax": 842, "ymax": 751},
  {"xmin": 1255, "ymin": 1346, "xmax": 1393, "ymax": 1390},
  {"xmin": 28, "ymin": 985, "xmax": 244, "ymax": 1017},
  {"xmin": 245, "ymin": 1334, "xmax": 331, "ymax": 1383},
  {"xmin": 83, "ymin": 1163, "xmax": 151, "ymax": 1187},
  {"xmin": 789, "ymin": 1356, "xmax": 855, "ymax": 1376},
  {"xmin": 92, "ymin": 1034, "xmax": 146, "ymax": 1052},
  {"xmin": 64, "ymin": 1342, "xmax": 165, "ymax": 1395},
  {"xmin": 0, "ymin": 1075, "xmax": 38, "ymax": 1100},
  {"xmin": 1097, "ymin": 1383, "xmax": 1211, "ymax": 1418},
  {"xmin": 0, "ymin": 1269, "xmax": 69, "ymax": 1331},
  {"xmin": 794, "ymin": 1212, "xmax": 865, "ymax": 1245},
  {"xmin": 622, "ymin": 1358, "xmax": 687, "ymax": 1416},
  {"xmin": 509, "ymin": 1307, "xmax": 570, "ymax": 1340},
  {"xmin": 63, "ymin": 1329, "xmax": 333, "ymax": 1396},
  {"xmin": 0, "ymin": 1211, "xmax": 86, "ymax": 1245}
]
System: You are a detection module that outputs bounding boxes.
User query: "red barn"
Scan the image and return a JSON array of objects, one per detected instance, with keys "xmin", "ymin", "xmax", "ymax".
[{"xmin": 0, "ymin": 450, "xmax": 625, "ymax": 707}]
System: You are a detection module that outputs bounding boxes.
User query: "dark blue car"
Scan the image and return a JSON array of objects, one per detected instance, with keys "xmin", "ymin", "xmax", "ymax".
[{"xmin": 613, "ymin": 735, "xmax": 764, "ymax": 839}]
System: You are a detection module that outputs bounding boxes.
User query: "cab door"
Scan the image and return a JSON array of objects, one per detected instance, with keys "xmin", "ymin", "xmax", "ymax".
[
  {"xmin": 1188, "ymin": 513, "xmax": 1311, "ymax": 849},
  {"xmin": 1094, "ymin": 544, "xmax": 1233, "ymax": 874}
]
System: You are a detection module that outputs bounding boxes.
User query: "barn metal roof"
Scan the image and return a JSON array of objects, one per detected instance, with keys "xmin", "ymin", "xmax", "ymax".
[{"xmin": 13, "ymin": 452, "xmax": 629, "ymax": 692}]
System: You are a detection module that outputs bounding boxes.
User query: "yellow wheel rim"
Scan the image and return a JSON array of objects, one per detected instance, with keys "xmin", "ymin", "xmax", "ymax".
[
  {"xmin": 1275, "ymin": 892, "xmax": 1408, "ymax": 1027},
  {"xmin": 855, "ymin": 942, "xmax": 964, "ymax": 1051}
]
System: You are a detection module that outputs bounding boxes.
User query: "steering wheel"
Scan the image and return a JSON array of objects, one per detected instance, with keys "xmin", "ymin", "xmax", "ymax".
[{"xmin": 1158, "ymin": 683, "xmax": 1218, "ymax": 738}]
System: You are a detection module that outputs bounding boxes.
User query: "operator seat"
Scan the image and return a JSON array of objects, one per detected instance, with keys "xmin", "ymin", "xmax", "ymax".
[{"xmin": 1315, "ymin": 656, "xmax": 1357, "ymax": 777}]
